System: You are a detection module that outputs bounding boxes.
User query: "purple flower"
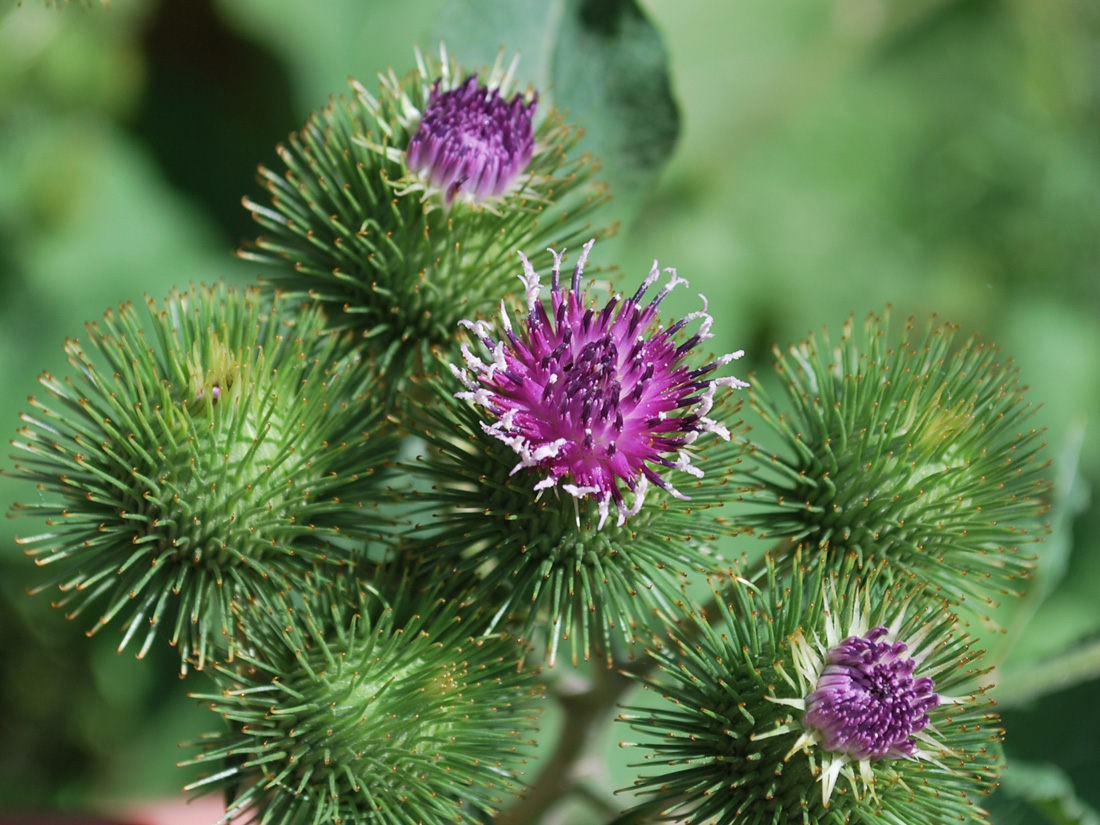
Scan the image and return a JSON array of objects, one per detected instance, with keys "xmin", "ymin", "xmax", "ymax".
[
  {"xmin": 803, "ymin": 626, "xmax": 940, "ymax": 761},
  {"xmin": 406, "ymin": 74, "xmax": 536, "ymax": 205},
  {"xmin": 451, "ymin": 240, "xmax": 747, "ymax": 529}
]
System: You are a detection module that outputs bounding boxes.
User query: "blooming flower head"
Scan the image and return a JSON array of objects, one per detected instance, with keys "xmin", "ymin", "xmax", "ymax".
[
  {"xmin": 801, "ymin": 626, "xmax": 939, "ymax": 762},
  {"xmin": 451, "ymin": 240, "xmax": 748, "ymax": 529},
  {"xmin": 767, "ymin": 575, "xmax": 996, "ymax": 813},
  {"xmin": 619, "ymin": 556, "xmax": 1003, "ymax": 825},
  {"xmin": 407, "ymin": 73, "xmax": 536, "ymax": 205}
]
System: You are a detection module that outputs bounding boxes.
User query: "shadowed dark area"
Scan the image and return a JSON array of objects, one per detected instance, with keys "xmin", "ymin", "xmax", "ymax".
[{"xmin": 129, "ymin": 0, "xmax": 298, "ymax": 248}]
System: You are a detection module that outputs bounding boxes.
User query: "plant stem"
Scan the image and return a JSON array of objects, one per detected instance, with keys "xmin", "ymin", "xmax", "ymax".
[{"xmin": 496, "ymin": 663, "xmax": 633, "ymax": 825}]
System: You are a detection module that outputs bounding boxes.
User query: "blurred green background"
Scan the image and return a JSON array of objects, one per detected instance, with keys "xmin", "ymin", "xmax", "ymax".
[{"xmin": 1, "ymin": 0, "xmax": 1098, "ymax": 821}]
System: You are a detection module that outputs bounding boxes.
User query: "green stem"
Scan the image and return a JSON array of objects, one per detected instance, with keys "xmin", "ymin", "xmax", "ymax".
[{"xmin": 496, "ymin": 664, "xmax": 632, "ymax": 825}]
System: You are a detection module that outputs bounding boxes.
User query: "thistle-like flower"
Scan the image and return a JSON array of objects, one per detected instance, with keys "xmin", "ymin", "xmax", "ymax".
[
  {"xmin": 10, "ymin": 285, "xmax": 397, "ymax": 671},
  {"xmin": 452, "ymin": 239, "xmax": 748, "ymax": 530},
  {"xmin": 184, "ymin": 580, "xmax": 541, "ymax": 825},
  {"xmin": 410, "ymin": 243, "xmax": 748, "ymax": 664},
  {"xmin": 406, "ymin": 73, "xmax": 536, "ymax": 204},
  {"xmin": 800, "ymin": 626, "xmax": 939, "ymax": 763},
  {"xmin": 239, "ymin": 47, "xmax": 609, "ymax": 384},
  {"xmin": 742, "ymin": 310, "xmax": 1050, "ymax": 612},
  {"xmin": 619, "ymin": 555, "xmax": 1004, "ymax": 825}
]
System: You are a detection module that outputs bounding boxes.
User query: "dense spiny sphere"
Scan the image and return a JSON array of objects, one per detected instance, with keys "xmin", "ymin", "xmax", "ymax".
[
  {"xmin": 10, "ymin": 285, "xmax": 395, "ymax": 670},
  {"xmin": 186, "ymin": 587, "xmax": 540, "ymax": 825},
  {"xmin": 742, "ymin": 311, "xmax": 1049, "ymax": 612}
]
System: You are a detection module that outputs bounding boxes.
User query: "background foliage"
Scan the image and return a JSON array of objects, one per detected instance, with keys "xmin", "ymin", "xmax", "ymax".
[{"xmin": 1, "ymin": 0, "xmax": 1098, "ymax": 821}]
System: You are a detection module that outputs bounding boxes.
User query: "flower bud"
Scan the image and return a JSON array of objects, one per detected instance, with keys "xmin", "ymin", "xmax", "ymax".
[{"xmin": 742, "ymin": 310, "xmax": 1050, "ymax": 614}]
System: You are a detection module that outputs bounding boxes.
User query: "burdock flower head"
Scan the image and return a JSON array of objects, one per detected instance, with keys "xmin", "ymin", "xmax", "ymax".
[
  {"xmin": 452, "ymin": 239, "xmax": 748, "ymax": 529},
  {"xmin": 618, "ymin": 555, "xmax": 1004, "ymax": 825},
  {"xmin": 184, "ymin": 580, "xmax": 541, "ymax": 825},
  {"xmin": 9, "ymin": 285, "xmax": 397, "ymax": 672},
  {"xmin": 410, "ymin": 242, "xmax": 748, "ymax": 665},
  {"xmin": 406, "ymin": 73, "xmax": 536, "ymax": 205}
]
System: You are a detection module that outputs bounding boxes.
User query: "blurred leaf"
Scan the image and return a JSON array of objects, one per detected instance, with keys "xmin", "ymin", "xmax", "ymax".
[
  {"xmin": 999, "ymin": 676, "xmax": 1100, "ymax": 812},
  {"xmin": 432, "ymin": 0, "xmax": 679, "ymax": 236},
  {"xmin": 989, "ymin": 423, "xmax": 1093, "ymax": 668},
  {"xmin": 997, "ymin": 640, "xmax": 1100, "ymax": 708},
  {"xmin": 214, "ymin": 0, "xmax": 447, "ymax": 112},
  {"xmin": 989, "ymin": 759, "xmax": 1100, "ymax": 825},
  {"xmin": 430, "ymin": 0, "xmax": 557, "ymax": 88},
  {"xmin": 1034, "ymin": 424, "xmax": 1090, "ymax": 602}
]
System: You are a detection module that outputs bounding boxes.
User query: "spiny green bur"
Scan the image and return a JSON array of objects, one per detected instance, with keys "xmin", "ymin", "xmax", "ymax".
[
  {"xmin": 743, "ymin": 311, "xmax": 1051, "ymax": 612},
  {"xmin": 10, "ymin": 284, "xmax": 398, "ymax": 672},
  {"xmin": 184, "ymin": 586, "xmax": 541, "ymax": 825}
]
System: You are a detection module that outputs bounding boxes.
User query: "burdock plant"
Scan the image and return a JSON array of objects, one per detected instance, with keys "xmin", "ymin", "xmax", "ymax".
[{"xmin": 7, "ymin": 31, "xmax": 1051, "ymax": 825}]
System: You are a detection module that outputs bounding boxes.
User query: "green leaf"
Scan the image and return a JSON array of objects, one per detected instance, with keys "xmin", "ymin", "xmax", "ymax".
[
  {"xmin": 997, "ymin": 640, "xmax": 1100, "ymax": 708},
  {"xmin": 990, "ymin": 760, "xmax": 1100, "ymax": 825},
  {"xmin": 995, "ymin": 424, "xmax": 1094, "ymax": 672},
  {"xmin": 431, "ymin": 0, "xmax": 679, "ymax": 234},
  {"xmin": 1030, "ymin": 424, "xmax": 1090, "ymax": 603}
]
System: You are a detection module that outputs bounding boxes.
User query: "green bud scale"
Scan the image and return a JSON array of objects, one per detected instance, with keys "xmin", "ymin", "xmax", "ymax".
[
  {"xmin": 183, "ymin": 581, "xmax": 541, "ymax": 825},
  {"xmin": 238, "ymin": 48, "xmax": 610, "ymax": 385},
  {"xmin": 741, "ymin": 310, "xmax": 1050, "ymax": 612},
  {"xmin": 10, "ymin": 284, "xmax": 397, "ymax": 671},
  {"xmin": 618, "ymin": 553, "xmax": 1003, "ymax": 825}
]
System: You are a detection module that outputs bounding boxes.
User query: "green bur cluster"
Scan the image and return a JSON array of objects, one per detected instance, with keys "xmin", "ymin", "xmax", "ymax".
[{"xmin": 6, "ymin": 46, "xmax": 1050, "ymax": 825}]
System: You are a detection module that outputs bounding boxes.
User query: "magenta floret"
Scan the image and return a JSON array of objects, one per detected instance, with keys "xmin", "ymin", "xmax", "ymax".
[
  {"xmin": 451, "ymin": 241, "xmax": 747, "ymax": 528},
  {"xmin": 407, "ymin": 74, "xmax": 536, "ymax": 204},
  {"xmin": 803, "ymin": 626, "xmax": 941, "ymax": 761}
]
